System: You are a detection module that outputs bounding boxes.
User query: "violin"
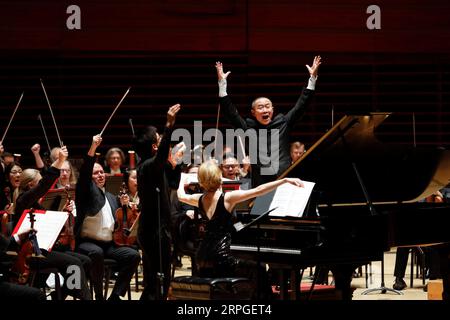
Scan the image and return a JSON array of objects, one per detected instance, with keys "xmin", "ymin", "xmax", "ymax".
[
  {"xmin": 11, "ymin": 209, "xmax": 44, "ymax": 284},
  {"xmin": 113, "ymin": 183, "xmax": 138, "ymax": 246},
  {"xmin": 57, "ymin": 186, "xmax": 76, "ymax": 251}
]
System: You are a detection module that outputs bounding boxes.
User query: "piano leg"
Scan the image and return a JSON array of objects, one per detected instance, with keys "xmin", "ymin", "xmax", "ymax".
[{"xmin": 330, "ymin": 264, "xmax": 358, "ymax": 300}]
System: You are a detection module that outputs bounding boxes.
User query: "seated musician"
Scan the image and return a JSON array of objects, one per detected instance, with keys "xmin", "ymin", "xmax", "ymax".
[
  {"xmin": 104, "ymin": 147, "xmax": 126, "ymax": 175},
  {"xmin": 1, "ymin": 162, "xmax": 22, "ymax": 216},
  {"xmin": 12, "ymin": 146, "xmax": 92, "ymax": 300},
  {"xmin": 75, "ymin": 135, "xmax": 140, "ymax": 301},
  {"xmin": 290, "ymin": 141, "xmax": 306, "ymax": 164},
  {"xmin": 177, "ymin": 159, "xmax": 304, "ymax": 299},
  {"xmin": 0, "ymin": 230, "xmax": 46, "ymax": 300}
]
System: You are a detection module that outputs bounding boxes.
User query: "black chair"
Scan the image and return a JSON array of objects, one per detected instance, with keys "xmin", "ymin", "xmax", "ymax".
[{"xmin": 103, "ymin": 258, "xmax": 132, "ymax": 300}]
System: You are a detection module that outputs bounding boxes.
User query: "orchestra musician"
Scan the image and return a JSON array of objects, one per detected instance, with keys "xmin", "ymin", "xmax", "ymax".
[
  {"xmin": 0, "ymin": 230, "xmax": 46, "ymax": 300},
  {"xmin": 104, "ymin": 147, "xmax": 126, "ymax": 175},
  {"xmin": 75, "ymin": 135, "xmax": 140, "ymax": 301},
  {"xmin": 12, "ymin": 146, "xmax": 92, "ymax": 300}
]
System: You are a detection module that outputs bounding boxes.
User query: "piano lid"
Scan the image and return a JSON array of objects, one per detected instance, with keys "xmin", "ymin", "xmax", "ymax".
[{"xmin": 279, "ymin": 113, "xmax": 450, "ymax": 205}]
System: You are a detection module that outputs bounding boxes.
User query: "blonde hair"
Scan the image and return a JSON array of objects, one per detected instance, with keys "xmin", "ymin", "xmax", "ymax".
[{"xmin": 198, "ymin": 160, "xmax": 222, "ymax": 192}]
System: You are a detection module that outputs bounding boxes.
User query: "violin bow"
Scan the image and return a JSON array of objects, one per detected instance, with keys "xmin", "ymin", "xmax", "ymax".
[
  {"xmin": 0, "ymin": 92, "xmax": 24, "ymax": 145},
  {"xmin": 37, "ymin": 114, "xmax": 52, "ymax": 154},
  {"xmin": 100, "ymin": 87, "xmax": 131, "ymax": 136},
  {"xmin": 40, "ymin": 79, "xmax": 63, "ymax": 147},
  {"xmin": 129, "ymin": 118, "xmax": 135, "ymax": 138}
]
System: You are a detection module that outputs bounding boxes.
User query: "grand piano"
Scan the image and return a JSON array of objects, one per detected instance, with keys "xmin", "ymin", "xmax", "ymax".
[{"xmin": 231, "ymin": 113, "xmax": 450, "ymax": 300}]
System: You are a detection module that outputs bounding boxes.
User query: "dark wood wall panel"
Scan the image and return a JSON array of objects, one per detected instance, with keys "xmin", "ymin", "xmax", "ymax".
[{"xmin": 0, "ymin": 1, "xmax": 449, "ymax": 167}]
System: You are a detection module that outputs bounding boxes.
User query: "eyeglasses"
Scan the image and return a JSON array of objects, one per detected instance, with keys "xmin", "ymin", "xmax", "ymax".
[
  {"xmin": 222, "ymin": 165, "xmax": 239, "ymax": 169},
  {"xmin": 10, "ymin": 170, "xmax": 22, "ymax": 175},
  {"xmin": 60, "ymin": 169, "xmax": 72, "ymax": 173}
]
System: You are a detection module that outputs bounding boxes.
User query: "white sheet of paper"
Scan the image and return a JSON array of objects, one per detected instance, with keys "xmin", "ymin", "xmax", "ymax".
[
  {"xmin": 268, "ymin": 181, "xmax": 315, "ymax": 217},
  {"xmin": 14, "ymin": 211, "xmax": 68, "ymax": 251}
]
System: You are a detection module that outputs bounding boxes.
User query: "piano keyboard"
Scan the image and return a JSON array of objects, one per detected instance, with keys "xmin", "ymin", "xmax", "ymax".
[{"xmin": 230, "ymin": 244, "xmax": 302, "ymax": 255}]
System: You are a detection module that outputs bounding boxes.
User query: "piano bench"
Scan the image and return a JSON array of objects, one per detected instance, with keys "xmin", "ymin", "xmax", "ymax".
[{"xmin": 170, "ymin": 276, "xmax": 254, "ymax": 300}]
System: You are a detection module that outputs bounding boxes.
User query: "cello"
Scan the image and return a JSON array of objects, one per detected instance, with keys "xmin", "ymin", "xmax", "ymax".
[
  {"xmin": 113, "ymin": 183, "xmax": 138, "ymax": 246},
  {"xmin": 56, "ymin": 186, "xmax": 76, "ymax": 251},
  {"xmin": 11, "ymin": 209, "xmax": 44, "ymax": 284}
]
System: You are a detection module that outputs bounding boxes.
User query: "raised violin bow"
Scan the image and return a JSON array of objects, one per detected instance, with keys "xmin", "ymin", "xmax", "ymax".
[
  {"xmin": 0, "ymin": 92, "xmax": 24, "ymax": 145},
  {"xmin": 99, "ymin": 87, "xmax": 131, "ymax": 136},
  {"xmin": 129, "ymin": 118, "xmax": 135, "ymax": 138},
  {"xmin": 40, "ymin": 79, "xmax": 63, "ymax": 147},
  {"xmin": 37, "ymin": 114, "xmax": 52, "ymax": 154}
]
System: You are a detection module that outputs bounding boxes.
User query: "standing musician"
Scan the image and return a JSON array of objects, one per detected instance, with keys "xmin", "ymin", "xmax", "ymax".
[
  {"xmin": 11, "ymin": 146, "xmax": 92, "ymax": 300},
  {"xmin": 75, "ymin": 135, "xmax": 140, "ymax": 301},
  {"xmin": 133, "ymin": 103, "xmax": 181, "ymax": 300}
]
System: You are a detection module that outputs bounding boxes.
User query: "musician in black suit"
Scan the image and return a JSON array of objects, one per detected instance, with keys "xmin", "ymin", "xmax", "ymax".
[
  {"xmin": 0, "ymin": 231, "xmax": 46, "ymax": 300},
  {"xmin": 133, "ymin": 104, "xmax": 181, "ymax": 300},
  {"xmin": 215, "ymin": 56, "xmax": 321, "ymax": 187},
  {"xmin": 75, "ymin": 135, "xmax": 141, "ymax": 300}
]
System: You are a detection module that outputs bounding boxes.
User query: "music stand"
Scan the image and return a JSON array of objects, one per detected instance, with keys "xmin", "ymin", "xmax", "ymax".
[
  {"xmin": 40, "ymin": 188, "xmax": 75, "ymax": 211},
  {"xmin": 105, "ymin": 174, "xmax": 124, "ymax": 195}
]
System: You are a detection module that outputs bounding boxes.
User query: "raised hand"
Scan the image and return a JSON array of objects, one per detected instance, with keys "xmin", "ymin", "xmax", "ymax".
[
  {"xmin": 59, "ymin": 146, "xmax": 69, "ymax": 162},
  {"xmin": 92, "ymin": 134, "xmax": 102, "ymax": 148},
  {"xmin": 166, "ymin": 103, "xmax": 181, "ymax": 128},
  {"xmin": 215, "ymin": 61, "xmax": 231, "ymax": 81},
  {"xmin": 306, "ymin": 55, "xmax": 322, "ymax": 78},
  {"xmin": 31, "ymin": 143, "xmax": 41, "ymax": 154}
]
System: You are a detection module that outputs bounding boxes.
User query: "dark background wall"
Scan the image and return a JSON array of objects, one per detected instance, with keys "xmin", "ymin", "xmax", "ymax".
[{"xmin": 0, "ymin": 0, "xmax": 449, "ymax": 166}]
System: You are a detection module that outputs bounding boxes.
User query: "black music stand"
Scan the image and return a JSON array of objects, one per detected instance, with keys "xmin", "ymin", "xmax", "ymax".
[
  {"xmin": 105, "ymin": 174, "xmax": 124, "ymax": 195},
  {"xmin": 349, "ymin": 160, "xmax": 402, "ymax": 296},
  {"xmin": 40, "ymin": 188, "xmax": 75, "ymax": 211}
]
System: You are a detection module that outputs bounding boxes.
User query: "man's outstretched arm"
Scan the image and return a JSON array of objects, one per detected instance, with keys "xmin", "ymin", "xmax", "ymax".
[
  {"xmin": 285, "ymin": 56, "xmax": 322, "ymax": 126},
  {"xmin": 216, "ymin": 61, "xmax": 247, "ymax": 129}
]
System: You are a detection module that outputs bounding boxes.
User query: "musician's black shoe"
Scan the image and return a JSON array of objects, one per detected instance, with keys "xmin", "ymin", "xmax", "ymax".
[{"xmin": 393, "ymin": 277, "xmax": 407, "ymax": 290}]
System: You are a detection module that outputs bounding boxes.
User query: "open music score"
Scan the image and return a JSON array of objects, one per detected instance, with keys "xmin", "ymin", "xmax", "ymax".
[
  {"xmin": 12, "ymin": 209, "xmax": 68, "ymax": 252},
  {"xmin": 251, "ymin": 181, "xmax": 315, "ymax": 218}
]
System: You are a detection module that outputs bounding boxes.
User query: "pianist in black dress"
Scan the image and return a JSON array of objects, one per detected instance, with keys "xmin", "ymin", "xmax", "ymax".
[{"xmin": 177, "ymin": 160, "xmax": 304, "ymax": 299}]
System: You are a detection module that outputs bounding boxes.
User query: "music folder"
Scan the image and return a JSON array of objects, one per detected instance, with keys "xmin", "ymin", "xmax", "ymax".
[
  {"xmin": 12, "ymin": 209, "xmax": 68, "ymax": 252},
  {"xmin": 233, "ymin": 207, "xmax": 277, "ymax": 232}
]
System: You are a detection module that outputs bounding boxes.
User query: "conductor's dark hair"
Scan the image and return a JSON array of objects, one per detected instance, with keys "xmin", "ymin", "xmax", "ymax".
[{"xmin": 133, "ymin": 125, "xmax": 158, "ymax": 162}]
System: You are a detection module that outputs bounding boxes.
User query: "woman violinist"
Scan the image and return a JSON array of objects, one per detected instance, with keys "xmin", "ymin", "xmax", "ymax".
[{"xmin": 11, "ymin": 146, "xmax": 92, "ymax": 300}]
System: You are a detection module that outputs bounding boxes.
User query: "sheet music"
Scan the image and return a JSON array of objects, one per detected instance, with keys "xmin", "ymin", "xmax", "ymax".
[
  {"xmin": 268, "ymin": 181, "xmax": 315, "ymax": 217},
  {"xmin": 14, "ymin": 210, "xmax": 68, "ymax": 252}
]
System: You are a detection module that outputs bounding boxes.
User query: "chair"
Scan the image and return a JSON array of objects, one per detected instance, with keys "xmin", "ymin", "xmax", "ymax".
[{"xmin": 103, "ymin": 258, "xmax": 132, "ymax": 300}]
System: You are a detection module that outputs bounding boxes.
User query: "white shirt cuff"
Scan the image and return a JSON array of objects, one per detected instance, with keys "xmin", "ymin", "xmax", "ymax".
[
  {"xmin": 218, "ymin": 79, "xmax": 228, "ymax": 97},
  {"xmin": 307, "ymin": 75, "xmax": 317, "ymax": 90}
]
